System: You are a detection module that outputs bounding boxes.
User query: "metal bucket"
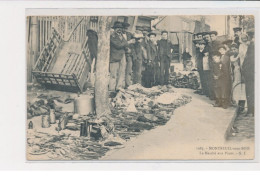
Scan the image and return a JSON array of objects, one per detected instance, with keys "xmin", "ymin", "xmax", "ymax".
[
  {"xmin": 49, "ymin": 109, "xmax": 56, "ymax": 124},
  {"xmin": 74, "ymin": 94, "xmax": 95, "ymax": 115},
  {"xmin": 42, "ymin": 115, "xmax": 50, "ymax": 128},
  {"xmin": 59, "ymin": 113, "xmax": 69, "ymax": 130}
]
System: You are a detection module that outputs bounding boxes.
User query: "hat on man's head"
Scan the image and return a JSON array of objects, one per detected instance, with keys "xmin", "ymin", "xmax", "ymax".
[
  {"xmin": 211, "ymin": 50, "xmax": 221, "ymax": 57},
  {"xmin": 196, "ymin": 32, "xmax": 203, "ymax": 36},
  {"xmin": 133, "ymin": 33, "xmax": 144, "ymax": 39},
  {"xmin": 148, "ymin": 32, "xmax": 157, "ymax": 37},
  {"xmin": 231, "ymin": 43, "xmax": 239, "ymax": 49},
  {"xmin": 202, "ymin": 32, "xmax": 210, "ymax": 36},
  {"xmin": 112, "ymin": 21, "xmax": 124, "ymax": 29},
  {"xmin": 209, "ymin": 31, "xmax": 218, "ymax": 36},
  {"xmin": 122, "ymin": 22, "xmax": 130, "ymax": 29},
  {"xmin": 161, "ymin": 30, "xmax": 168, "ymax": 35},
  {"xmin": 198, "ymin": 40, "xmax": 206, "ymax": 45},
  {"xmin": 233, "ymin": 27, "xmax": 242, "ymax": 32},
  {"xmin": 142, "ymin": 26, "xmax": 151, "ymax": 32},
  {"xmin": 136, "ymin": 26, "xmax": 143, "ymax": 31}
]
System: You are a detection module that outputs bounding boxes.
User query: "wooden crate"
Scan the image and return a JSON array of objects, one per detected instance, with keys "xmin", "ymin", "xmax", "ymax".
[{"xmin": 32, "ymin": 28, "xmax": 91, "ymax": 93}]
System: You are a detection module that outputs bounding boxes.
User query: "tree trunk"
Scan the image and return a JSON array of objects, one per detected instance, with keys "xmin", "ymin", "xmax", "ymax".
[{"xmin": 95, "ymin": 16, "xmax": 112, "ymax": 118}]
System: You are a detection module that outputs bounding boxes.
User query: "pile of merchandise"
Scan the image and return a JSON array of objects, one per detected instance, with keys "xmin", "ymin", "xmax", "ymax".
[
  {"xmin": 110, "ymin": 84, "xmax": 192, "ymax": 140},
  {"xmin": 27, "ymin": 84, "xmax": 191, "ymax": 160},
  {"xmin": 170, "ymin": 71, "xmax": 200, "ymax": 90}
]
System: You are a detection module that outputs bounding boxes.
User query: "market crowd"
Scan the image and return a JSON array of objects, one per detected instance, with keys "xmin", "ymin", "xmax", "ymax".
[
  {"xmin": 108, "ymin": 21, "xmax": 254, "ymax": 116},
  {"xmin": 192, "ymin": 27, "xmax": 254, "ymax": 115},
  {"xmin": 108, "ymin": 21, "xmax": 174, "ymax": 91}
]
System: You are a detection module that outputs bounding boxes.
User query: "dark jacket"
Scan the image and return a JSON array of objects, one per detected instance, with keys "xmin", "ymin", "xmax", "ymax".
[
  {"xmin": 157, "ymin": 39, "xmax": 174, "ymax": 61},
  {"xmin": 147, "ymin": 40, "xmax": 158, "ymax": 63},
  {"xmin": 87, "ymin": 30, "xmax": 98, "ymax": 61},
  {"xmin": 211, "ymin": 40, "xmax": 221, "ymax": 52},
  {"xmin": 220, "ymin": 54, "xmax": 232, "ymax": 86},
  {"xmin": 110, "ymin": 32, "xmax": 128, "ymax": 63},
  {"xmin": 212, "ymin": 62, "xmax": 230, "ymax": 87},
  {"xmin": 242, "ymin": 41, "xmax": 254, "ymax": 80},
  {"xmin": 234, "ymin": 36, "xmax": 240, "ymax": 47},
  {"xmin": 182, "ymin": 52, "xmax": 192, "ymax": 63},
  {"xmin": 132, "ymin": 42, "xmax": 146, "ymax": 63},
  {"xmin": 197, "ymin": 48, "xmax": 207, "ymax": 71}
]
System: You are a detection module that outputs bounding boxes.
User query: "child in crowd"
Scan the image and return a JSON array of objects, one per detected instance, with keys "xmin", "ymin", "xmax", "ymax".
[{"xmin": 212, "ymin": 51, "xmax": 229, "ymax": 109}]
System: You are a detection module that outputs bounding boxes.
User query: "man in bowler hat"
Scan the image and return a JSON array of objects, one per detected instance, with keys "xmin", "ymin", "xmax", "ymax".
[{"xmin": 109, "ymin": 21, "xmax": 128, "ymax": 91}]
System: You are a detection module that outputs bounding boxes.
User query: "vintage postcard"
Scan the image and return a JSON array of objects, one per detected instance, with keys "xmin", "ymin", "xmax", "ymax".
[{"xmin": 26, "ymin": 13, "xmax": 255, "ymax": 160}]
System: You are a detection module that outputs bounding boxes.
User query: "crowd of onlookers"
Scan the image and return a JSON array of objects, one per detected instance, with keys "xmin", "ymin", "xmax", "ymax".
[
  {"xmin": 192, "ymin": 27, "xmax": 254, "ymax": 115},
  {"xmin": 107, "ymin": 21, "xmax": 254, "ymax": 116},
  {"xmin": 109, "ymin": 21, "xmax": 174, "ymax": 91}
]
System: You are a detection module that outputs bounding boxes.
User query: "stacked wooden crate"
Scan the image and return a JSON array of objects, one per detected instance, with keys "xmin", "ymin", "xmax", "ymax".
[{"xmin": 32, "ymin": 28, "xmax": 91, "ymax": 93}]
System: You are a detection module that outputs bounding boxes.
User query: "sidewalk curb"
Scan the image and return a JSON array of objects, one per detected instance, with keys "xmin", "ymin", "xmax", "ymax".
[{"xmin": 224, "ymin": 106, "xmax": 239, "ymax": 140}]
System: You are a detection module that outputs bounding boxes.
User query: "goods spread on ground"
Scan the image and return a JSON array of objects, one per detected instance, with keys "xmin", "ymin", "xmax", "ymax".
[
  {"xmin": 169, "ymin": 71, "xmax": 200, "ymax": 90},
  {"xmin": 27, "ymin": 84, "xmax": 191, "ymax": 160}
]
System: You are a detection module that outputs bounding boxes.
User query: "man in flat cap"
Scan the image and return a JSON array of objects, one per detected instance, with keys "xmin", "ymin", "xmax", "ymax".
[
  {"xmin": 203, "ymin": 32, "xmax": 211, "ymax": 43},
  {"xmin": 142, "ymin": 26, "xmax": 151, "ymax": 43},
  {"xmin": 143, "ymin": 31, "xmax": 159, "ymax": 87},
  {"xmin": 209, "ymin": 31, "xmax": 221, "ymax": 52},
  {"xmin": 122, "ymin": 22, "xmax": 135, "ymax": 88},
  {"xmin": 196, "ymin": 33, "xmax": 203, "ymax": 40},
  {"xmin": 157, "ymin": 30, "xmax": 174, "ymax": 85},
  {"xmin": 139, "ymin": 26, "xmax": 152, "ymax": 86},
  {"xmin": 132, "ymin": 33, "xmax": 147, "ymax": 84},
  {"xmin": 242, "ymin": 28, "xmax": 255, "ymax": 116},
  {"xmin": 233, "ymin": 27, "xmax": 242, "ymax": 47},
  {"xmin": 109, "ymin": 21, "xmax": 128, "ymax": 91}
]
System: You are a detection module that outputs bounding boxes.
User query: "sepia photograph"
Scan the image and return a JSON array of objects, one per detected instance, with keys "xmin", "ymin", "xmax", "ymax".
[{"xmin": 26, "ymin": 14, "xmax": 255, "ymax": 160}]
